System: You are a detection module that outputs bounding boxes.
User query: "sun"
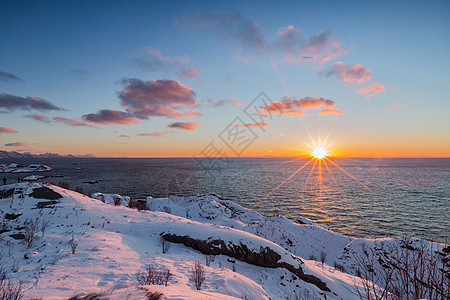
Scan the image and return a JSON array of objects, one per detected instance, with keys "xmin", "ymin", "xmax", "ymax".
[{"xmin": 311, "ymin": 145, "xmax": 328, "ymax": 160}]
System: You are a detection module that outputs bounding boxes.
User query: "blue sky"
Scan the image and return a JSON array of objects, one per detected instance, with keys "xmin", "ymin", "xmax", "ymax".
[{"xmin": 1, "ymin": 0, "xmax": 449, "ymax": 157}]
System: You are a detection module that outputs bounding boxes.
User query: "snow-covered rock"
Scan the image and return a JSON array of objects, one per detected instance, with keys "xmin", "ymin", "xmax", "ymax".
[
  {"xmin": 0, "ymin": 183, "xmax": 446, "ymax": 299},
  {"xmin": 0, "ymin": 163, "xmax": 52, "ymax": 173}
]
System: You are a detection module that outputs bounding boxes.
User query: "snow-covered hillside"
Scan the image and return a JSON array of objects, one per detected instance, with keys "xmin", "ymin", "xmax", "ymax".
[{"xmin": 0, "ymin": 183, "xmax": 448, "ymax": 299}]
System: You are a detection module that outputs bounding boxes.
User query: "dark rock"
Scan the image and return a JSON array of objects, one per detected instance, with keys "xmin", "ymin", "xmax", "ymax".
[
  {"xmin": 5, "ymin": 213, "xmax": 22, "ymax": 220},
  {"xmin": 35, "ymin": 200, "xmax": 59, "ymax": 209},
  {"xmin": 29, "ymin": 187, "xmax": 63, "ymax": 200},
  {"xmin": 162, "ymin": 233, "xmax": 330, "ymax": 292},
  {"xmin": 0, "ymin": 188, "xmax": 14, "ymax": 199},
  {"xmin": 10, "ymin": 233, "xmax": 25, "ymax": 240}
]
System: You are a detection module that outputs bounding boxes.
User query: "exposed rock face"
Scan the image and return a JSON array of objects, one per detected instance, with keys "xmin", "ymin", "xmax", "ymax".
[
  {"xmin": 162, "ymin": 233, "xmax": 330, "ymax": 292},
  {"xmin": 29, "ymin": 187, "xmax": 63, "ymax": 200}
]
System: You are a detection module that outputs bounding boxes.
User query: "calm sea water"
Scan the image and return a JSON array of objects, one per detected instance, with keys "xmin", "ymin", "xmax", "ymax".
[{"xmin": 1, "ymin": 157, "xmax": 449, "ymax": 242}]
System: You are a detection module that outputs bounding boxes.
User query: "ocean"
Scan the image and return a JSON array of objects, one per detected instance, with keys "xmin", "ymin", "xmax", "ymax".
[{"xmin": 1, "ymin": 157, "xmax": 449, "ymax": 242}]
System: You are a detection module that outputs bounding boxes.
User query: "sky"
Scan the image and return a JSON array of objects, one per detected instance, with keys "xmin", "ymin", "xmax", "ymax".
[{"xmin": 1, "ymin": 0, "xmax": 449, "ymax": 158}]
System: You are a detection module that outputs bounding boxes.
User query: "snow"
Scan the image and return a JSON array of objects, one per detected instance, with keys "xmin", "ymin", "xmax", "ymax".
[
  {"xmin": 0, "ymin": 163, "xmax": 53, "ymax": 173},
  {"xmin": 0, "ymin": 183, "xmax": 446, "ymax": 299}
]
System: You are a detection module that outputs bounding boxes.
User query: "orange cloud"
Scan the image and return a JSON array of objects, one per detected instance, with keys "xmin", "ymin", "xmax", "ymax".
[
  {"xmin": 356, "ymin": 83, "xmax": 387, "ymax": 98},
  {"xmin": 232, "ymin": 122, "xmax": 269, "ymax": 128},
  {"xmin": 119, "ymin": 135, "xmax": 130, "ymax": 138},
  {"xmin": 137, "ymin": 131, "xmax": 169, "ymax": 137},
  {"xmin": 0, "ymin": 127, "xmax": 18, "ymax": 134},
  {"xmin": 319, "ymin": 108, "xmax": 345, "ymax": 115},
  {"xmin": 387, "ymin": 105, "xmax": 403, "ymax": 110},
  {"xmin": 262, "ymin": 97, "xmax": 335, "ymax": 116}
]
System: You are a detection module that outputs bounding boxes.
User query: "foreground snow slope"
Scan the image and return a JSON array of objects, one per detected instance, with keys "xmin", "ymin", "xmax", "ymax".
[{"xmin": 1, "ymin": 184, "xmax": 446, "ymax": 299}]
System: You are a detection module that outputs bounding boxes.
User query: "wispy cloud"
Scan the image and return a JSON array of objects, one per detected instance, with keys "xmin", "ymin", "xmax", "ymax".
[
  {"xmin": 167, "ymin": 121, "xmax": 199, "ymax": 130},
  {"xmin": 262, "ymin": 97, "xmax": 336, "ymax": 116},
  {"xmin": 206, "ymin": 98, "xmax": 244, "ymax": 107},
  {"xmin": 0, "ymin": 127, "xmax": 18, "ymax": 134},
  {"xmin": 319, "ymin": 108, "xmax": 345, "ymax": 115},
  {"xmin": 180, "ymin": 13, "xmax": 348, "ymax": 66},
  {"xmin": 119, "ymin": 135, "xmax": 130, "ymax": 138},
  {"xmin": 69, "ymin": 69, "xmax": 89, "ymax": 80},
  {"xmin": 134, "ymin": 47, "xmax": 201, "ymax": 79},
  {"xmin": 137, "ymin": 131, "xmax": 169, "ymax": 137},
  {"xmin": 232, "ymin": 122, "xmax": 269, "ymax": 128},
  {"xmin": 387, "ymin": 105, "xmax": 403, "ymax": 110},
  {"xmin": 53, "ymin": 116, "xmax": 98, "ymax": 128},
  {"xmin": 4, "ymin": 142, "xmax": 27, "ymax": 147},
  {"xmin": 83, "ymin": 109, "xmax": 139, "ymax": 125},
  {"xmin": 0, "ymin": 70, "xmax": 24, "ymax": 83},
  {"xmin": 24, "ymin": 113, "xmax": 51, "ymax": 123},
  {"xmin": 356, "ymin": 83, "xmax": 387, "ymax": 98},
  {"xmin": 324, "ymin": 62, "xmax": 372, "ymax": 86},
  {"xmin": 276, "ymin": 27, "xmax": 348, "ymax": 65},
  {"xmin": 0, "ymin": 93, "xmax": 63, "ymax": 111}
]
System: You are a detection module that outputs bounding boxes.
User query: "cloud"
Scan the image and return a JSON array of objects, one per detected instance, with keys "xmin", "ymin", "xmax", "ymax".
[
  {"xmin": 206, "ymin": 98, "xmax": 244, "ymax": 107},
  {"xmin": 262, "ymin": 97, "xmax": 336, "ymax": 116},
  {"xmin": 83, "ymin": 109, "xmax": 139, "ymax": 125},
  {"xmin": 0, "ymin": 70, "xmax": 24, "ymax": 83},
  {"xmin": 170, "ymin": 111, "xmax": 202, "ymax": 118},
  {"xmin": 4, "ymin": 142, "xmax": 27, "ymax": 147},
  {"xmin": 167, "ymin": 121, "xmax": 199, "ymax": 130},
  {"xmin": 134, "ymin": 47, "xmax": 201, "ymax": 79},
  {"xmin": 0, "ymin": 127, "xmax": 18, "ymax": 134},
  {"xmin": 53, "ymin": 116, "xmax": 99, "ymax": 128},
  {"xmin": 232, "ymin": 122, "xmax": 269, "ymax": 128},
  {"xmin": 24, "ymin": 113, "xmax": 51, "ymax": 123},
  {"xmin": 179, "ymin": 12, "xmax": 266, "ymax": 60},
  {"xmin": 118, "ymin": 78, "xmax": 199, "ymax": 119},
  {"xmin": 180, "ymin": 13, "xmax": 348, "ymax": 66},
  {"xmin": 119, "ymin": 135, "xmax": 130, "ymax": 138},
  {"xmin": 319, "ymin": 108, "xmax": 345, "ymax": 115},
  {"xmin": 0, "ymin": 93, "xmax": 63, "ymax": 111},
  {"xmin": 276, "ymin": 27, "xmax": 348, "ymax": 65},
  {"xmin": 325, "ymin": 62, "xmax": 372, "ymax": 86},
  {"xmin": 387, "ymin": 105, "xmax": 403, "ymax": 110},
  {"xmin": 137, "ymin": 131, "xmax": 169, "ymax": 137},
  {"xmin": 69, "ymin": 69, "xmax": 89, "ymax": 80},
  {"xmin": 356, "ymin": 83, "xmax": 387, "ymax": 98}
]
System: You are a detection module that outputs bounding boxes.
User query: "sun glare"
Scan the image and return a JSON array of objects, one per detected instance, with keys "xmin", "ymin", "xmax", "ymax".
[{"xmin": 311, "ymin": 145, "xmax": 328, "ymax": 160}]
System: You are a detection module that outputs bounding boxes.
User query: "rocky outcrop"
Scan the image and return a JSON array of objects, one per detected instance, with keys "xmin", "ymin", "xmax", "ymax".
[{"xmin": 162, "ymin": 233, "xmax": 330, "ymax": 292}]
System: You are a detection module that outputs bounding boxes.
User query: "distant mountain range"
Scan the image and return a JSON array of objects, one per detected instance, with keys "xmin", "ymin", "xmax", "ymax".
[{"xmin": 0, "ymin": 150, "xmax": 96, "ymax": 159}]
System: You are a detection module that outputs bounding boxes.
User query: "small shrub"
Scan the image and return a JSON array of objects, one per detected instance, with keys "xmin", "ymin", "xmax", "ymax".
[
  {"xmin": 333, "ymin": 261, "xmax": 346, "ymax": 272},
  {"xmin": 145, "ymin": 291, "xmax": 164, "ymax": 300},
  {"xmin": 0, "ymin": 264, "xmax": 24, "ymax": 300},
  {"xmin": 129, "ymin": 200, "xmax": 148, "ymax": 211},
  {"xmin": 136, "ymin": 264, "xmax": 172, "ymax": 286},
  {"xmin": 24, "ymin": 217, "xmax": 39, "ymax": 248},
  {"xmin": 67, "ymin": 291, "xmax": 107, "ymax": 300},
  {"xmin": 319, "ymin": 250, "xmax": 327, "ymax": 265},
  {"xmin": 74, "ymin": 186, "xmax": 84, "ymax": 194},
  {"xmin": 69, "ymin": 238, "xmax": 78, "ymax": 254},
  {"xmin": 113, "ymin": 196, "xmax": 121, "ymax": 206},
  {"xmin": 41, "ymin": 218, "xmax": 49, "ymax": 237},
  {"xmin": 57, "ymin": 181, "xmax": 70, "ymax": 189},
  {"xmin": 190, "ymin": 261, "xmax": 206, "ymax": 290},
  {"xmin": 205, "ymin": 255, "xmax": 213, "ymax": 267},
  {"xmin": 309, "ymin": 254, "xmax": 317, "ymax": 261}
]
